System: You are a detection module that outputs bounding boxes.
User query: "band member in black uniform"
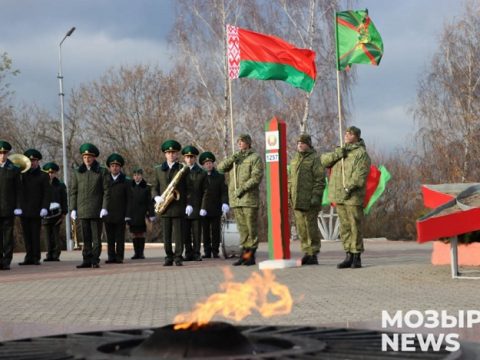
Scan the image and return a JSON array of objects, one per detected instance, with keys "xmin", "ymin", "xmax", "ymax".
[
  {"xmin": 199, "ymin": 151, "xmax": 229, "ymax": 258},
  {"xmin": 182, "ymin": 146, "xmax": 208, "ymax": 261},
  {"xmin": 42, "ymin": 162, "xmax": 68, "ymax": 261}
]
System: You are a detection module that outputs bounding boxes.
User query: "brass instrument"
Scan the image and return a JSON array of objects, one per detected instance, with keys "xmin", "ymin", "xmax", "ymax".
[
  {"xmin": 155, "ymin": 164, "xmax": 189, "ymax": 215},
  {"xmin": 72, "ymin": 218, "xmax": 82, "ymax": 250},
  {"xmin": 8, "ymin": 153, "xmax": 31, "ymax": 173}
]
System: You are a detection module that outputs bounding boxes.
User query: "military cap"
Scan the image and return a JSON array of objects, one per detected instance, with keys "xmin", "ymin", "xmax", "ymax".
[
  {"xmin": 132, "ymin": 167, "xmax": 143, "ymax": 174},
  {"xmin": 296, "ymin": 133, "xmax": 312, "ymax": 147},
  {"xmin": 161, "ymin": 139, "xmax": 181, "ymax": 152},
  {"xmin": 237, "ymin": 134, "xmax": 252, "ymax": 146},
  {"xmin": 0, "ymin": 140, "xmax": 12, "ymax": 153},
  {"xmin": 24, "ymin": 148, "xmax": 42, "ymax": 160},
  {"xmin": 346, "ymin": 126, "xmax": 361, "ymax": 138},
  {"xmin": 181, "ymin": 145, "xmax": 199, "ymax": 156},
  {"xmin": 199, "ymin": 151, "xmax": 216, "ymax": 165},
  {"xmin": 106, "ymin": 153, "xmax": 125, "ymax": 167},
  {"xmin": 42, "ymin": 162, "xmax": 60, "ymax": 173},
  {"xmin": 79, "ymin": 143, "xmax": 100, "ymax": 157}
]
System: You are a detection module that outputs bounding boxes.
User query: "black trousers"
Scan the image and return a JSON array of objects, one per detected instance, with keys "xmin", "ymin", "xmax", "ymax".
[
  {"xmin": 162, "ymin": 217, "xmax": 184, "ymax": 261},
  {"xmin": 0, "ymin": 216, "xmax": 15, "ymax": 266},
  {"xmin": 105, "ymin": 222, "xmax": 126, "ymax": 261},
  {"xmin": 43, "ymin": 219, "xmax": 62, "ymax": 259},
  {"xmin": 79, "ymin": 218, "xmax": 103, "ymax": 265},
  {"xmin": 184, "ymin": 218, "xmax": 202, "ymax": 257},
  {"xmin": 21, "ymin": 217, "xmax": 42, "ymax": 263},
  {"xmin": 202, "ymin": 216, "xmax": 221, "ymax": 255}
]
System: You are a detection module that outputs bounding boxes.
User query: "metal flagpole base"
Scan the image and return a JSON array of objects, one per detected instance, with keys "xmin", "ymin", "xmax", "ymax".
[{"xmin": 259, "ymin": 259, "xmax": 300, "ymax": 270}]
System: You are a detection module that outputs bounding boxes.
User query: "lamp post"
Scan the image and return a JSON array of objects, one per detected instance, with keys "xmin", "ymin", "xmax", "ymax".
[{"xmin": 58, "ymin": 26, "xmax": 75, "ymax": 251}]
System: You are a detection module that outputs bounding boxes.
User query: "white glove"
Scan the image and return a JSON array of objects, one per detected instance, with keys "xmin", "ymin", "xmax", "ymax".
[
  {"xmin": 70, "ymin": 210, "xmax": 77, "ymax": 220},
  {"xmin": 40, "ymin": 208, "xmax": 48, "ymax": 217},
  {"xmin": 14, "ymin": 209, "xmax": 22, "ymax": 216},
  {"xmin": 149, "ymin": 216, "xmax": 156, "ymax": 222},
  {"xmin": 222, "ymin": 203, "xmax": 230, "ymax": 215},
  {"xmin": 100, "ymin": 209, "xmax": 108, "ymax": 218},
  {"xmin": 199, "ymin": 209, "xmax": 207, "ymax": 216},
  {"xmin": 185, "ymin": 205, "xmax": 193, "ymax": 216},
  {"xmin": 154, "ymin": 195, "xmax": 165, "ymax": 204}
]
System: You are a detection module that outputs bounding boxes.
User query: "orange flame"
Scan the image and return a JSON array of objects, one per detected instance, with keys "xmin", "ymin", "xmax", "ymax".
[{"xmin": 173, "ymin": 268, "xmax": 293, "ymax": 330}]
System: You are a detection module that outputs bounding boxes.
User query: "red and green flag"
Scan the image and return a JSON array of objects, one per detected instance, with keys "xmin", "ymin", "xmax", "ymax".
[
  {"xmin": 335, "ymin": 9, "xmax": 384, "ymax": 71},
  {"xmin": 227, "ymin": 24, "xmax": 317, "ymax": 92}
]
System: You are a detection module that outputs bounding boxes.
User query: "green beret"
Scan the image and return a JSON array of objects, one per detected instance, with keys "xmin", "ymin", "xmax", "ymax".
[
  {"xmin": 199, "ymin": 151, "xmax": 215, "ymax": 165},
  {"xmin": 42, "ymin": 162, "xmax": 60, "ymax": 173},
  {"xmin": 296, "ymin": 133, "xmax": 312, "ymax": 147},
  {"xmin": 106, "ymin": 153, "xmax": 125, "ymax": 167},
  {"xmin": 24, "ymin": 148, "xmax": 42, "ymax": 160},
  {"xmin": 346, "ymin": 126, "xmax": 361, "ymax": 138},
  {"xmin": 132, "ymin": 167, "xmax": 143, "ymax": 174},
  {"xmin": 161, "ymin": 140, "xmax": 181, "ymax": 152},
  {"xmin": 181, "ymin": 145, "xmax": 199, "ymax": 156},
  {"xmin": 0, "ymin": 140, "xmax": 12, "ymax": 153},
  {"xmin": 79, "ymin": 143, "xmax": 100, "ymax": 157},
  {"xmin": 237, "ymin": 134, "xmax": 252, "ymax": 145}
]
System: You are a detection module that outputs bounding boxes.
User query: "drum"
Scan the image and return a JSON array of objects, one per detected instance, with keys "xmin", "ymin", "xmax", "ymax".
[
  {"xmin": 221, "ymin": 219, "xmax": 242, "ymax": 259},
  {"xmin": 42, "ymin": 202, "xmax": 62, "ymax": 225}
]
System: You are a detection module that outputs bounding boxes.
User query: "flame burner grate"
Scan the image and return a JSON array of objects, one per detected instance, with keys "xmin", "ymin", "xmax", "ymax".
[{"xmin": 0, "ymin": 323, "xmax": 467, "ymax": 359}]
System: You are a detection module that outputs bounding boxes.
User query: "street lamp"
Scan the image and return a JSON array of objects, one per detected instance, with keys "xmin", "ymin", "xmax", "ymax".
[{"xmin": 58, "ymin": 26, "xmax": 75, "ymax": 251}]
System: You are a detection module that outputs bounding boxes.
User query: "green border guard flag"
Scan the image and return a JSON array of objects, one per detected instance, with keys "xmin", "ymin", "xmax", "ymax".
[
  {"xmin": 227, "ymin": 24, "xmax": 317, "ymax": 92},
  {"xmin": 336, "ymin": 9, "xmax": 384, "ymax": 71}
]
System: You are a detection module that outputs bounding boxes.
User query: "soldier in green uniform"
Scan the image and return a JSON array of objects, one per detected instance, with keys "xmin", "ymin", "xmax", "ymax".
[
  {"xmin": 321, "ymin": 126, "xmax": 371, "ymax": 269},
  {"xmin": 153, "ymin": 140, "xmax": 189, "ymax": 266},
  {"xmin": 19, "ymin": 149, "xmax": 50, "ymax": 266},
  {"xmin": 182, "ymin": 145, "xmax": 208, "ymax": 261},
  {"xmin": 0, "ymin": 140, "xmax": 22, "ymax": 270},
  {"xmin": 104, "ymin": 153, "xmax": 131, "ymax": 264},
  {"xmin": 288, "ymin": 134, "xmax": 325, "ymax": 265},
  {"xmin": 199, "ymin": 151, "xmax": 229, "ymax": 258},
  {"xmin": 70, "ymin": 143, "xmax": 110, "ymax": 269},
  {"xmin": 218, "ymin": 134, "xmax": 263, "ymax": 266},
  {"xmin": 42, "ymin": 162, "xmax": 68, "ymax": 262},
  {"xmin": 129, "ymin": 168, "xmax": 155, "ymax": 260}
]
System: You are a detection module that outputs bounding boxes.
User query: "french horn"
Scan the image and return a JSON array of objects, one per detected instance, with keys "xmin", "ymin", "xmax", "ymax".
[{"xmin": 8, "ymin": 153, "xmax": 32, "ymax": 173}]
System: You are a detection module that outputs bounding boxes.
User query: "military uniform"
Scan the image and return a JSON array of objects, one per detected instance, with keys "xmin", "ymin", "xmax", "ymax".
[
  {"xmin": 0, "ymin": 140, "xmax": 22, "ymax": 270},
  {"xmin": 182, "ymin": 146, "xmax": 208, "ymax": 261},
  {"xmin": 199, "ymin": 152, "xmax": 229, "ymax": 258},
  {"xmin": 70, "ymin": 143, "xmax": 110, "ymax": 268},
  {"xmin": 42, "ymin": 162, "xmax": 68, "ymax": 261},
  {"xmin": 129, "ymin": 168, "xmax": 155, "ymax": 259},
  {"xmin": 217, "ymin": 134, "xmax": 263, "ymax": 266},
  {"xmin": 321, "ymin": 126, "xmax": 371, "ymax": 268},
  {"xmin": 104, "ymin": 153, "xmax": 131, "ymax": 263},
  {"xmin": 153, "ymin": 140, "xmax": 189, "ymax": 266},
  {"xmin": 288, "ymin": 134, "xmax": 325, "ymax": 265},
  {"xmin": 19, "ymin": 149, "xmax": 50, "ymax": 265}
]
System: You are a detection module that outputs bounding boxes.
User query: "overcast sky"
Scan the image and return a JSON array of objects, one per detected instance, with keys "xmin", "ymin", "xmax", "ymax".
[{"xmin": 0, "ymin": 0, "xmax": 464, "ymax": 152}]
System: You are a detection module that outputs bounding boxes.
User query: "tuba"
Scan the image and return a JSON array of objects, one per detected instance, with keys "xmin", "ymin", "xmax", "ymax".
[
  {"xmin": 8, "ymin": 154, "xmax": 31, "ymax": 173},
  {"xmin": 155, "ymin": 164, "xmax": 189, "ymax": 215}
]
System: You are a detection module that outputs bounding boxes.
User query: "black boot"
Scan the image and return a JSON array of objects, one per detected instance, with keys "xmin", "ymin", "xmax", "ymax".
[
  {"xmin": 138, "ymin": 238, "xmax": 146, "ymax": 259},
  {"xmin": 243, "ymin": 248, "xmax": 256, "ymax": 266},
  {"xmin": 307, "ymin": 254, "xmax": 319, "ymax": 265},
  {"xmin": 351, "ymin": 253, "xmax": 362, "ymax": 268},
  {"xmin": 232, "ymin": 248, "xmax": 247, "ymax": 266},
  {"xmin": 301, "ymin": 254, "xmax": 311, "ymax": 265},
  {"xmin": 337, "ymin": 252, "xmax": 353, "ymax": 269},
  {"xmin": 131, "ymin": 239, "xmax": 140, "ymax": 259}
]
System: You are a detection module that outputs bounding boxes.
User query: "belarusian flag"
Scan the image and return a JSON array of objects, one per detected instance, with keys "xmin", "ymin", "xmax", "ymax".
[
  {"xmin": 336, "ymin": 9, "xmax": 384, "ymax": 71},
  {"xmin": 227, "ymin": 24, "xmax": 317, "ymax": 92}
]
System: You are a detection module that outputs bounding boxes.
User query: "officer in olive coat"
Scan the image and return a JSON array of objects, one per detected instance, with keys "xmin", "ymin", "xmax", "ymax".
[
  {"xmin": 288, "ymin": 134, "xmax": 325, "ymax": 265},
  {"xmin": 70, "ymin": 143, "xmax": 110, "ymax": 268},
  {"xmin": 182, "ymin": 145, "xmax": 208, "ymax": 261},
  {"xmin": 129, "ymin": 168, "xmax": 155, "ymax": 259},
  {"xmin": 199, "ymin": 151, "xmax": 229, "ymax": 258},
  {"xmin": 153, "ymin": 140, "xmax": 189, "ymax": 266},
  {"xmin": 42, "ymin": 162, "xmax": 68, "ymax": 261},
  {"xmin": 217, "ymin": 134, "xmax": 263, "ymax": 266},
  {"xmin": 0, "ymin": 140, "xmax": 22, "ymax": 270},
  {"xmin": 104, "ymin": 153, "xmax": 132, "ymax": 264},
  {"xmin": 19, "ymin": 149, "xmax": 50, "ymax": 266}
]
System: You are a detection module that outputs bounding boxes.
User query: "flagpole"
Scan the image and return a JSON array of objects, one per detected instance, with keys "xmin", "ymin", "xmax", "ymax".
[
  {"xmin": 228, "ymin": 77, "xmax": 238, "ymax": 191},
  {"xmin": 336, "ymin": 70, "xmax": 346, "ymax": 188}
]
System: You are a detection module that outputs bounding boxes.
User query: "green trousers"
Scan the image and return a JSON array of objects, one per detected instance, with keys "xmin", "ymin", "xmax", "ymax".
[
  {"xmin": 336, "ymin": 204, "xmax": 364, "ymax": 253},
  {"xmin": 294, "ymin": 208, "xmax": 321, "ymax": 255},
  {"xmin": 234, "ymin": 207, "xmax": 258, "ymax": 249}
]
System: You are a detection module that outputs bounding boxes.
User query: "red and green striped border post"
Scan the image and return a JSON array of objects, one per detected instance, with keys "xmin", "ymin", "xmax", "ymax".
[{"xmin": 264, "ymin": 117, "xmax": 290, "ymax": 259}]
